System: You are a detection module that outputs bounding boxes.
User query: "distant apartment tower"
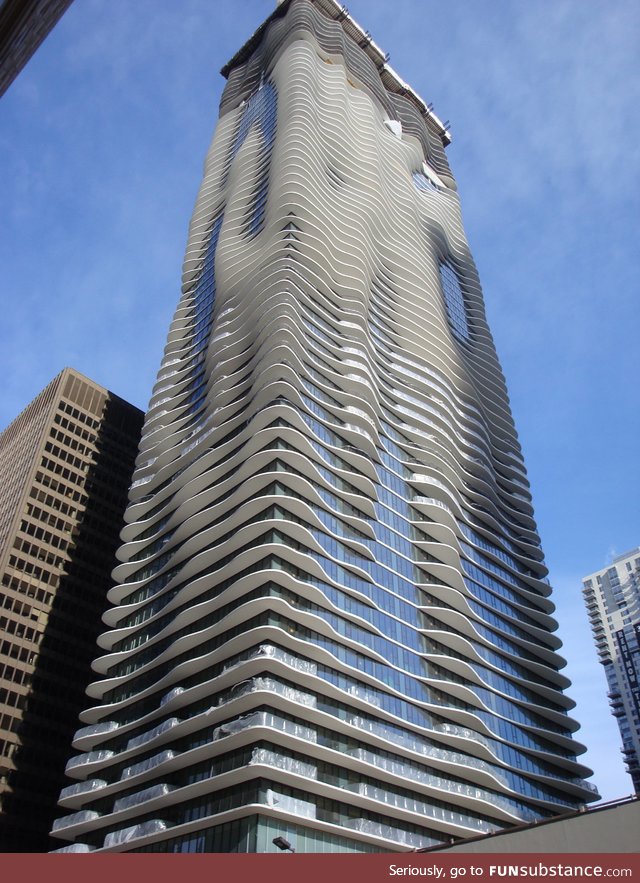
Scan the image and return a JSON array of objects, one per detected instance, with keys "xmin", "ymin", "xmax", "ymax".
[
  {"xmin": 0, "ymin": 0, "xmax": 73, "ymax": 97},
  {"xmin": 53, "ymin": 0, "xmax": 597, "ymax": 854},
  {"xmin": 0, "ymin": 368, "xmax": 143, "ymax": 851},
  {"xmin": 582, "ymin": 549, "xmax": 640, "ymax": 795}
]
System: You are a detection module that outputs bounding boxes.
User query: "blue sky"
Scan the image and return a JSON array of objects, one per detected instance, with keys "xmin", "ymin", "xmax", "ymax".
[{"xmin": 1, "ymin": 0, "xmax": 638, "ymax": 803}]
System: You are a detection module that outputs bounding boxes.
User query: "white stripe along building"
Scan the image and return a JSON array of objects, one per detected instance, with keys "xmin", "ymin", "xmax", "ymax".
[{"xmin": 52, "ymin": 0, "xmax": 598, "ymax": 853}]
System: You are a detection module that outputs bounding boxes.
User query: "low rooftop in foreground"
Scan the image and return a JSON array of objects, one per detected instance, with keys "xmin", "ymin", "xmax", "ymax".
[{"xmin": 415, "ymin": 796, "xmax": 640, "ymax": 854}]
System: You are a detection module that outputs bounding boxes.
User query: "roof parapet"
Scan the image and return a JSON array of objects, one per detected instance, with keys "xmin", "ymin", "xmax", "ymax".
[{"xmin": 221, "ymin": 0, "xmax": 451, "ymax": 146}]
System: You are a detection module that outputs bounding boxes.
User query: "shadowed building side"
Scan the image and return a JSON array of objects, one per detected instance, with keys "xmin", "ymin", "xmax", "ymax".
[{"xmin": 0, "ymin": 0, "xmax": 73, "ymax": 97}]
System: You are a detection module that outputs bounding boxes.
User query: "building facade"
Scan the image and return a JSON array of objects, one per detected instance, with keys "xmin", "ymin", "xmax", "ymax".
[
  {"xmin": 0, "ymin": 368, "xmax": 143, "ymax": 850},
  {"xmin": 0, "ymin": 0, "xmax": 73, "ymax": 97},
  {"xmin": 582, "ymin": 549, "xmax": 640, "ymax": 795},
  {"xmin": 53, "ymin": 0, "xmax": 597, "ymax": 854}
]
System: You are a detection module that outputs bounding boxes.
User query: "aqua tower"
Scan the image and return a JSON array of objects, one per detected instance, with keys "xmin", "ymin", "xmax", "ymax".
[{"xmin": 52, "ymin": 0, "xmax": 598, "ymax": 853}]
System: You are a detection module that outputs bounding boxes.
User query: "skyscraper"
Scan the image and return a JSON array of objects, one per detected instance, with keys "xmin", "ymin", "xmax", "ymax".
[
  {"xmin": 0, "ymin": 367, "xmax": 143, "ymax": 851},
  {"xmin": 0, "ymin": 0, "xmax": 73, "ymax": 98},
  {"xmin": 582, "ymin": 549, "xmax": 640, "ymax": 795},
  {"xmin": 52, "ymin": 0, "xmax": 598, "ymax": 853}
]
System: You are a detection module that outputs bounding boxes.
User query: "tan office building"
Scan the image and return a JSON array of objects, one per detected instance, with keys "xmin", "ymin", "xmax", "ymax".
[{"xmin": 0, "ymin": 367, "xmax": 142, "ymax": 851}]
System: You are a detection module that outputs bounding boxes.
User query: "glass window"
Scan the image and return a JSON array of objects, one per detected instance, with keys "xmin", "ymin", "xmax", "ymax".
[{"xmin": 439, "ymin": 261, "xmax": 471, "ymax": 343}]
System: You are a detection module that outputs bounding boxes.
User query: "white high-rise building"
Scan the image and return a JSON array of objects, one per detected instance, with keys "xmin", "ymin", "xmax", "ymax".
[
  {"xmin": 582, "ymin": 549, "xmax": 640, "ymax": 795},
  {"xmin": 52, "ymin": 0, "xmax": 598, "ymax": 853}
]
